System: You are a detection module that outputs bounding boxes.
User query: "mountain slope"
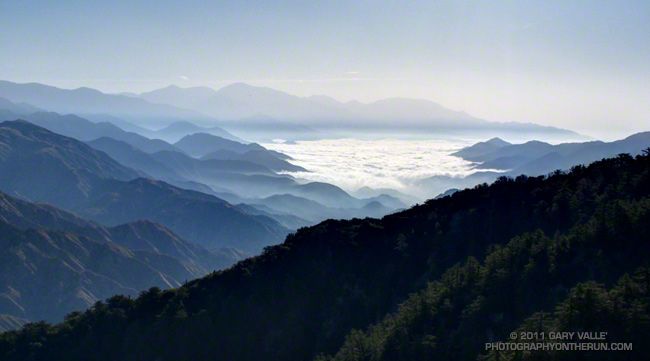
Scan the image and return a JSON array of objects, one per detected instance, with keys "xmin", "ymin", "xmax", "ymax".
[
  {"xmin": 0, "ymin": 190, "xmax": 245, "ymax": 327},
  {"xmin": 74, "ymin": 178, "xmax": 289, "ymax": 253},
  {"xmin": 86, "ymin": 137, "xmax": 183, "ymax": 181},
  {"xmin": 0, "ymin": 219, "xmax": 198, "ymax": 325},
  {"xmin": 452, "ymin": 137, "xmax": 512, "ymax": 158},
  {"xmin": 151, "ymin": 120, "xmax": 244, "ymax": 143},
  {"xmin": 21, "ymin": 112, "xmax": 181, "ymax": 153},
  {"xmin": 0, "ymin": 189, "xmax": 244, "ymax": 281},
  {"xmin": 151, "ymin": 150, "xmax": 277, "ymax": 178},
  {"xmin": 0, "ymin": 121, "xmax": 290, "ymax": 253},
  {"xmin": 3, "ymin": 152, "xmax": 648, "ymax": 360},
  {"xmin": 174, "ymin": 132, "xmax": 265, "ymax": 158},
  {"xmin": 0, "ymin": 120, "xmax": 141, "ymax": 208},
  {"xmin": 457, "ymin": 132, "xmax": 650, "ymax": 177},
  {"xmin": 201, "ymin": 149, "xmax": 306, "ymax": 172},
  {"xmin": 252, "ymin": 193, "xmax": 398, "ymax": 223}
]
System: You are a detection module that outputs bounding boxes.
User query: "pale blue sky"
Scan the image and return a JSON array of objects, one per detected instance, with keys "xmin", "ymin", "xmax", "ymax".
[{"xmin": 1, "ymin": 1, "xmax": 648, "ymax": 138}]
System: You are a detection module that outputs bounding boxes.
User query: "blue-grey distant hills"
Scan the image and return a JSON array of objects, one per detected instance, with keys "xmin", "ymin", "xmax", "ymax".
[
  {"xmin": 0, "ymin": 120, "xmax": 289, "ymax": 253},
  {"xmin": 0, "ymin": 107, "xmax": 402, "ymax": 225},
  {"xmin": 0, "ymin": 96, "xmax": 42, "ymax": 115},
  {"xmin": 148, "ymin": 120, "xmax": 245, "ymax": 143},
  {"xmin": 0, "ymin": 80, "xmax": 202, "ymax": 123},
  {"xmin": 454, "ymin": 133, "xmax": 650, "ymax": 176},
  {"xmin": 0, "ymin": 189, "xmax": 245, "ymax": 328},
  {"xmin": 135, "ymin": 83, "xmax": 586, "ymax": 139},
  {"xmin": 86, "ymin": 136, "xmax": 401, "ymax": 223},
  {"xmin": 418, "ymin": 133, "xmax": 650, "ymax": 198},
  {"xmin": 138, "ymin": 83, "xmax": 476, "ymax": 124},
  {"xmin": 19, "ymin": 111, "xmax": 182, "ymax": 153},
  {"xmin": 174, "ymin": 132, "xmax": 304, "ymax": 171},
  {"xmin": 0, "ymin": 80, "xmax": 585, "ymax": 140}
]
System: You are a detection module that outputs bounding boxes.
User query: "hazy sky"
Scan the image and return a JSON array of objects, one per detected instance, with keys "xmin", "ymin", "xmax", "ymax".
[{"xmin": 1, "ymin": 1, "xmax": 648, "ymax": 139}]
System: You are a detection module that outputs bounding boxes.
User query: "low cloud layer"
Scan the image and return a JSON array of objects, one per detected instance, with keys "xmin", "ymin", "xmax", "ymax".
[{"xmin": 264, "ymin": 138, "xmax": 479, "ymax": 198}]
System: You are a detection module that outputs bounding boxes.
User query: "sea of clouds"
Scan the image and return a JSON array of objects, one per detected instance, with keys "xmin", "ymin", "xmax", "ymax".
[{"xmin": 264, "ymin": 138, "xmax": 485, "ymax": 198}]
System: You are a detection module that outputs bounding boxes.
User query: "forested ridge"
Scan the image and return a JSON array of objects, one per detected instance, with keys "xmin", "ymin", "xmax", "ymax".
[{"xmin": 2, "ymin": 151, "xmax": 649, "ymax": 360}]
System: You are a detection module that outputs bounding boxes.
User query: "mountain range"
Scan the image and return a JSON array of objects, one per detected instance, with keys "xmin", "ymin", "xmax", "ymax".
[
  {"xmin": 0, "ymin": 78, "xmax": 648, "ymax": 359},
  {"xmin": 137, "ymin": 83, "xmax": 580, "ymax": 132},
  {"xmin": 0, "ymin": 81, "xmax": 201, "ymax": 123},
  {"xmin": 416, "ymin": 132, "xmax": 650, "ymax": 198},
  {"xmin": 0, "ymin": 108, "xmax": 405, "ymax": 227},
  {"xmin": 135, "ymin": 83, "xmax": 586, "ymax": 141},
  {"xmin": 2, "ymin": 152, "xmax": 648, "ymax": 359},
  {"xmin": 0, "ymin": 80, "xmax": 585, "ymax": 141},
  {"xmin": 0, "ymin": 190, "xmax": 244, "ymax": 328},
  {"xmin": 459, "ymin": 133, "xmax": 650, "ymax": 175},
  {"xmin": 0, "ymin": 120, "xmax": 290, "ymax": 253}
]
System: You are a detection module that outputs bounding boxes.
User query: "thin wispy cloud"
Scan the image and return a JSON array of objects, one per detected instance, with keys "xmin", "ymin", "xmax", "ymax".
[{"xmin": 178, "ymin": 75, "xmax": 189, "ymax": 81}]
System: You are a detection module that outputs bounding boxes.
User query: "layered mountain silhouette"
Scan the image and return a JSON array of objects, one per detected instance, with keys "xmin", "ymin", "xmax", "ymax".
[
  {"xmin": 247, "ymin": 193, "xmax": 400, "ymax": 223},
  {"xmin": 0, "ymin": 218, "xmax": 208, "ymax": 325},
  {"xmin": 151, "ymin": 150, "xmax": 277, "ymax": 178},
  {"xmin": 451, "ymin": 137, "xmax": 512, "ymax": 158},
  {"xmin": 0, "ymin": 119, "xmax": 141, "ymax": 208},
  {"xmin": 0, "ymin": 173, "xmax": 249, "ymax": 329},
  {"xmin": 133, "ymin": 83, "xmax": 584, "ymax": 139},
  {"xmin": 17, "ymin": 111, "xmax": 182, "ymax": 153},
  {"xmin": 455, "ymin": 132, "xmax": 650, "ymax": 176},
  {"xmin": 201, "ymin": 149, "xmax": 306, "ymax": 172},
  {"xmin": 0, "ymin": 120, "xmax": 289, "ymax": 252},
  {"xmin": 0, "ymin": 190, "xmax": 243, "ymax": 273},
  {"xmin": 174, "ymin": 132, "xmax": 266, "ymax": 157},
  {"xmin": 2, "ymin": 153, "xmax": 648, "ymax": 360},
  {"xmin": 0, "ymin": 80, "xmax": 201, "ymax": 122},
  {"xmin": 149, "ymin": 120, "xmax": 245, "ymax": 143},
  {"xmin": 25, "ymin": 114, "xmax": 400, "ymax": 226},
  {"xmin": 351, "ymin": 186, "xmax": 420, "ymax": 206},
  {"xmin": 74, "ymin": 177, "xmax": 289, "ymax": 252},
  {"xmin": 416, "ymin": 132, "xmax": 650, "ymax": 198},
  {"xmin": 86, "ymin": 137, "xmax": 183, "ymax": 180},
  {"xmin": 138, "ymin": 83, "xmax": 488, "ymax": 123},
  {"xmin": 0, "ymin": 97, "xmax": 41, "ymax": 115},
  {"xmin": 0, "ymin": 80, "xmax": 584, "ymax": 141}
]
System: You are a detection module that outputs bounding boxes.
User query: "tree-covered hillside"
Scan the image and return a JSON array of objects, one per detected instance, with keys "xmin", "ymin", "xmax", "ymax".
[{"xmin": 1, "ymin": 152, "xmax": 649, "ymax": 360}]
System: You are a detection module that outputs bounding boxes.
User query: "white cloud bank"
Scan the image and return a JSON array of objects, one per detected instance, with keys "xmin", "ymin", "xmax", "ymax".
[{"xmin": 263, "ymin": 138, "xmax": 481, "ymax": 198}]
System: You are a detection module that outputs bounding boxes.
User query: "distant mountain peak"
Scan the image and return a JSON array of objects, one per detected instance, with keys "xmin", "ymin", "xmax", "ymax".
[
  {"xmin": 158, "ymin": 120, "xmax": 204, "ymax": 132},
  {"xmin": 220, "ymin": 82, "xmax": 259, "ymax": 91},
  {"xmin": 485, "ymin": 137, "xmax": 511, "ymax": 147},
  {"xmin": 73, "ymin": 86, "xmax": 103, "ymax": 94}
]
